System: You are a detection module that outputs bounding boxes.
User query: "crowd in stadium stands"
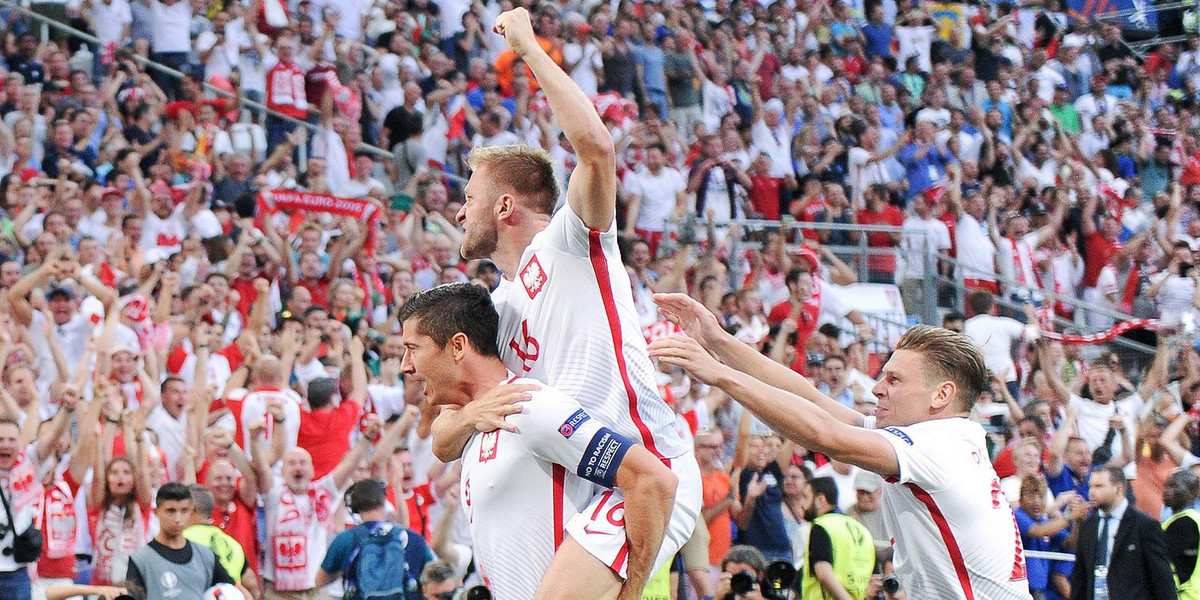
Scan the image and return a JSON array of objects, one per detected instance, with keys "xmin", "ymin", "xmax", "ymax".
[{"xmin": 2, "ymin": 0, "xmax": 1200, "ymax": 599}]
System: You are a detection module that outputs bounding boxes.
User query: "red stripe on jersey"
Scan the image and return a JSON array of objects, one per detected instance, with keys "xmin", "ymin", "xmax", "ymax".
[
  {"xmin": 552, "ymin": 464, "xmax": 565, "ymax": 550},
  {"xmin": 505, "ymin": 375, "xmax": 519, "ymax": 384},
  {"xmin": 587, "ymin": 229, "xmax": 661, "ymax": 458},
  {"xmin": 610, "ymin": 543, "xmax": 630, "ymax": 572},
  {"xmin": 905, "ymin": 483, "xmax": 975, "ymax": 600}
]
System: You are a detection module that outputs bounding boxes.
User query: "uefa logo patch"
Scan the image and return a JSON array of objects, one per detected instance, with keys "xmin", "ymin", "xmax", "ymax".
[{"xmin": 559, "ymin": 408, "xmax": 590, "ymax": 438}]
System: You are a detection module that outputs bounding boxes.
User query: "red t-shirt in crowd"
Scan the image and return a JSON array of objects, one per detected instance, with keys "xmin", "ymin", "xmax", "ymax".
[
  {"xmin": 230, "ymin": 276, "xmax": 260, "ymax": 318},
  {"xmin": 297, "ymin": 275, "xmax": 332, "ymax": 309},
  {"xmin": 1083, "ymin": 231, "xmax": 1120, "ymax": 288},
  {"xmin": 793, "ymin": 196, "xmax": 827, "ymax": 242},
  {"xmin": 387, "ymin": 482, "xmax": 437, "ymax": 539},
  {"xmin": 213, "ymin": 494, "xmax": 259, "ymax": 574},
  {"xmin": 855, "ymin": 204, "xmax": 904, "ymax": 273},
  {"xmin": 297, "ymin": 399, "xmax": 361, "ymax": 480},
  {"xmin": 749, "ymin": 175, "xmax": 783, "ymax": 220}
]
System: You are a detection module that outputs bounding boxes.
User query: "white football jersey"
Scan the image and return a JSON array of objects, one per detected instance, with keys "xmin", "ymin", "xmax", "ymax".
[
  {"xmin": 492, "ymin": 205, "xmax": 689, "ymax": 459},
  {"xmin": 874, "ymin": 417, "xmax": 1033, "ymax": 600},
  {"xmin": 460, "ymin": 377, "xmax": 636, "ymax": 600}
]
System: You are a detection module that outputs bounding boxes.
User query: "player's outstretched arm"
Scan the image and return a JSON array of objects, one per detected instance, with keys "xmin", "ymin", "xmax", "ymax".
[
  {"xmin": 431, "ymin": 384, "xmax": 538, "ymax": 462},
  {"xmin": 653, "ymin": 293, "xmax": 865, "ymax": 427},
  {"xmin": 493, "ymin": 8, "xmax": 616, "ymax": 230},
  {"xmin": 651, "ymin": 335, "xmax": 899, "ymax": 477},
  {"xmin": 612, "ymin": 447, "xmax": 678, "ymax": 600}
]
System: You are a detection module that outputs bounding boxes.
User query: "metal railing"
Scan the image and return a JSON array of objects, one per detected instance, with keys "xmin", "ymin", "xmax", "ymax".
[
  {"xmin": 697, "ymin": 218, "xmax": 1156, "ymax": 369},
  {"xmin": 701, "ymin": 219, "xmax": 939, "ymax": 325}
]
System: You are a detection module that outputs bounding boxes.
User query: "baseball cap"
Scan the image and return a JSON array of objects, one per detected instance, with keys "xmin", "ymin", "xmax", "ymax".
[
  {"xmin": 45, "ymin": 284, "xmax": 75, "ymax": 301},
  {"xmin": 855, "ymin": 471, "xmax": 883, "ymax": 493}
]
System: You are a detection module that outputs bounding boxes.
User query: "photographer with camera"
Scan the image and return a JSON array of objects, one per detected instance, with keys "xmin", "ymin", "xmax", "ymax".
[
  {"xmin": 715, "ymin": 545, "xmax": 801, "ymax": 600},
  {"xmin": 801, "ymin": 477, "xmax": 875, "ymax": 600},
  {"xmin": 715, "ymin": 546, "xmax": 768, "ymax": 600}
]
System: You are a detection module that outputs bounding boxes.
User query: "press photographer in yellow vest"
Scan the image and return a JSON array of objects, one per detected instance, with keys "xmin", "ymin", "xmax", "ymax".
[{"xmin": 800, "ymin": 476, "xmax": 876, "ymax": 600}]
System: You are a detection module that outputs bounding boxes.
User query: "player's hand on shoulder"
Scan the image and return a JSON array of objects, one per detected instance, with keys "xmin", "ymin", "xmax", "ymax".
[
  {"xmin": 493, "ymin": 8, "xmax": 538, "ymax": 58},
  {"xmin": 463, "ymin": 383, "xmax": 538, "ymax": 433}
]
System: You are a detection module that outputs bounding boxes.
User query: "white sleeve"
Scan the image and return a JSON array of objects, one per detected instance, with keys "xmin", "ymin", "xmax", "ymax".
[
  {"xmin": 513, "ymin": 389, "xmax": 636, "ymax": 489},
  {"xmin": 874, "ymin": 424, "xmax": 953, "ymax": 491},
  {"xmin": 542, "ymin": 200, "xmax": 613, "ymax": 259}
]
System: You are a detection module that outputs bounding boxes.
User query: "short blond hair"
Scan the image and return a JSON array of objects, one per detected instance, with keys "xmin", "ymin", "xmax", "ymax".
[
  {"xmin": 894, "ymin": 325, "xmax": 988, "ymax": 411},
  {"xmin": 467, "ymin": 144, "xmax": 560, "ymax": 215}
]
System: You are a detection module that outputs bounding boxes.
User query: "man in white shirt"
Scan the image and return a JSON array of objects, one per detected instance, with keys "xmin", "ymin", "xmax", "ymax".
[
  {"xmin": 83, "ymin": 0, "xmax": 132, "ymax": 64},
  {"xmin": 750, "ymin": 99, "xmax": 794, "ymax": 179},
  {"xmin": 963, "ymin": 291, "xmax": 1039, "ymax": 388},
  {"xmin": 259, "ymin": 415, "xmax": 378, "ymax": 598},
  {"xmin": 470, "ymin": 111, "xmax": 519, "ymax": 148},
  {"xmin": 142, "ymin": 0, "xmax": 192, "ymax": 99},
  {"xmin": 948, "ymin": 172, "xmax": 998, "ymax": 298},
  {"xmin": 6, "ymin": 248, "xmax": 117, "ymax": 394},
  {"xmin": 650, "ymin": 303, "xmax": 1034, "ymax": 600},
  {"xmin": 1074, "ymin": 74, "xmax": 1119, "ymax": 134},
  {"xmin": 623, "ymin": 143, "xmax": 686, "ymax": 251},
  {"xmin": 898, "ymin": 194, "xmax": 951, "ymax": 315}
]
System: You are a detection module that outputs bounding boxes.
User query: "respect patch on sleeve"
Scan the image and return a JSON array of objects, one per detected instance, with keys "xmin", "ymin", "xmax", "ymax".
[
  {"xmin": 577, "ymin": 428, "xmax": 634, "ymax": 488},
  {"xmin": 558, "ymin": 408, "xmax": 591, "ymax": 438}
]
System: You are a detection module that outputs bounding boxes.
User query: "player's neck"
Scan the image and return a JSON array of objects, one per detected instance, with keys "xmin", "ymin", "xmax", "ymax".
[
  {"xmin": 461, "ymin": 357, "xmax": 511, "ymax": 401},
  {"xmin": 497, "ymin": 216, "xmax": 552, "ymax": 279},
  {"xmin": 155, "ymin": 531, "xmax": 187, "ymax": 550}
]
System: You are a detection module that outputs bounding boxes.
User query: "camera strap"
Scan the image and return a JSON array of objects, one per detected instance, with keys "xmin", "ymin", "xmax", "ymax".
[{"xmin": 0, "ymin": 481, "xmax": 14, "ymax": 539}]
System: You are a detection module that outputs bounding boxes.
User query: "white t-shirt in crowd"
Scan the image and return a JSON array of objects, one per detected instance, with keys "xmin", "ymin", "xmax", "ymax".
[
  {"xmin": 89, "ymin": 0, "xmax": 133, "ymax": 45},
  {"xmin": 140, "ymin": 204, "xmax": 187, "ymax": 255},
  {"xmin": 563, "ymin": 41, "xmax": 602, "ymax": 98},
  {"xmin": 148, "ymin": 0, "xmax": 191, "ymax": 54},
  {"xmin": 955, "ymin": 213, "xmax": 997, "ymax": 282},
  {"xmin": 964, "ymin": 314, "xmax": 1028, "ymax": 382},
  {"xmin": 624, "ymin": 166, "xmax": 686, "ymax": 233},
  {"xmin": 899, "ymin": 216, "xmax": 951, "ymax": 281}
]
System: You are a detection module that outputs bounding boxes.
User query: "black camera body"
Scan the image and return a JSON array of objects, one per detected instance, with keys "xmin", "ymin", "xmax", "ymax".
[{"xmin": 725, "ymin": 560, "xmax": 798, "ymax": 600}]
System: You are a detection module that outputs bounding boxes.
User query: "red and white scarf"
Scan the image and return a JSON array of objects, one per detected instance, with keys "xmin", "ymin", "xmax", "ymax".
[
  {"xmin": 272, "ymin": 485, "xmax": 336, "ymax": 591},
  {"xmin": 41, "ymin": 480, "xmax": 76, "ymax": 559},
  {"xmin": 91, "ymin": 503, "xmax": 149, "ymax": 585},
  {"xmin": 257, "ymin": 189, "xmax": 381, "ymax": 255}
]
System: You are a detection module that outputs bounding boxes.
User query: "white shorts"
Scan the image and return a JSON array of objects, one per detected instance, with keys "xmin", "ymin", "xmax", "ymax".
[{"xmin": 564, "ymin": 449, "xmax": 702, "ymax": 579}]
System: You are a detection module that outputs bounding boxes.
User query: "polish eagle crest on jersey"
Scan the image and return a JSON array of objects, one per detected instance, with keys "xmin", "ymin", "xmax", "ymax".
[
  {"xmin": 479, "ymin": 430, "xmax": 500, "ymax": 462},
  {"xmin": 520, "ymin": 255, "xmax": 548, "ymax": 298}
]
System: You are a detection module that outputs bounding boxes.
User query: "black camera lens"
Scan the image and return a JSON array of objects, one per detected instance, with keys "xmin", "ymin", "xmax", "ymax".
[
  {"xmin": 730, "ymin": 571, "xmax": 756, "ymax": 595},
  {"xmin": 882, "ymin": 574, "xmax": 901, "ymax": 595},
  {"xmin": 464, "ymin": 586, "xmax": 492, "ymax": 600},
  {"xmin": 763, "ymin": 560, "xmax": 798, "ymax": 596}
]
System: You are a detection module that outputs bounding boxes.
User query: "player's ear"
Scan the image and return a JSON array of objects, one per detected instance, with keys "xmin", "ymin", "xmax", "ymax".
[
  {"xmin": 495, "ymin": 194, "xmax": 517, "ymax": 222},
  {"xmin": 930, "ymin": 380, "xmax": 955, "ymax": 413},
  {"xmin": 450, "ymin": 332, "xmax": 470, "ymax": 361}
]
